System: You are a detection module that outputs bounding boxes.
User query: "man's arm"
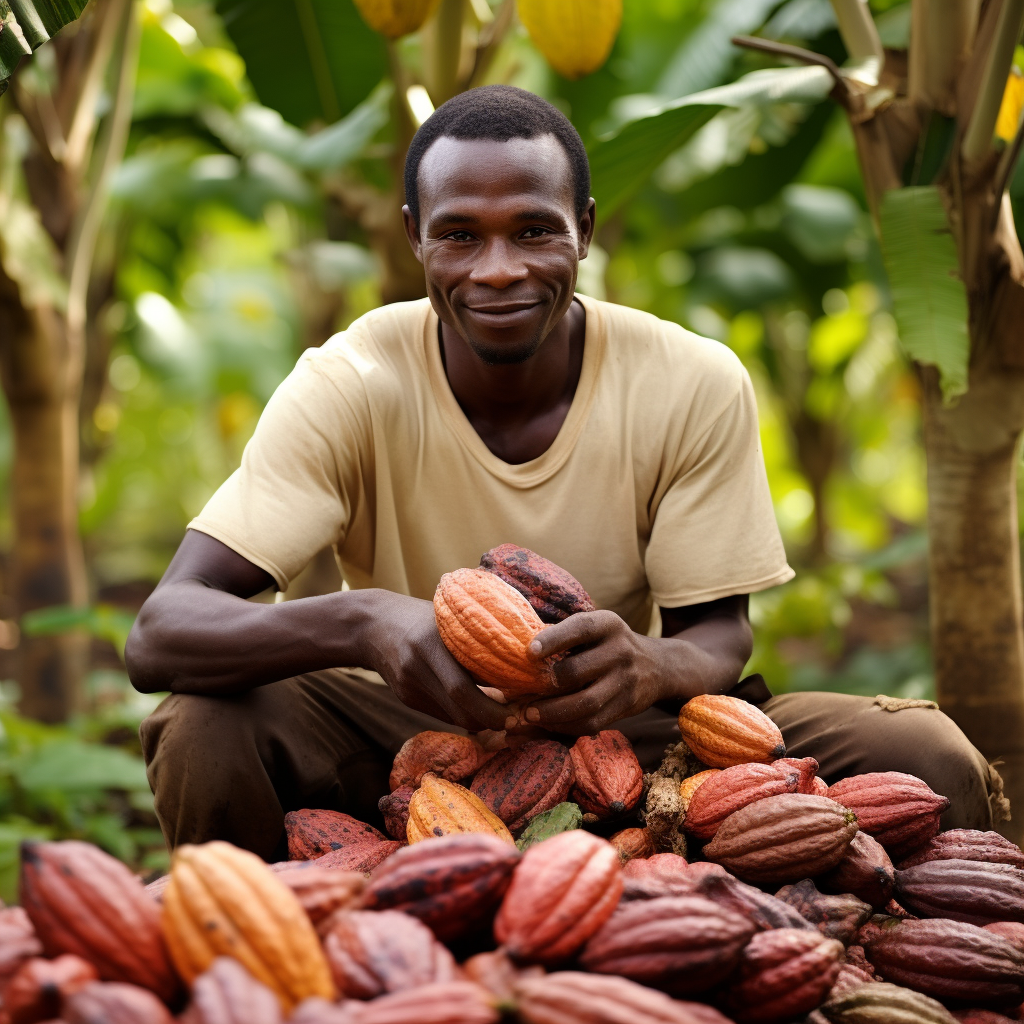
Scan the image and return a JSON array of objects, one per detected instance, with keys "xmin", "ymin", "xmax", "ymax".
[
  {"xmin": 517, "ymin": 595, "xmax": 753, "ymax": 735},
  {"xmin": 124, "ymin": 530, "xmax": 510, "ymax": 731}
]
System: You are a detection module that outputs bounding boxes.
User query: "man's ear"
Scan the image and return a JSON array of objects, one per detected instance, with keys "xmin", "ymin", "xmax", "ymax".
[
  {"xmin": 578, "ymin": 198, "xmax": 597, "ymax": 260},
  {"xmin": 402, "ymin": 205, "xmax": 424, "ymax": 264}
]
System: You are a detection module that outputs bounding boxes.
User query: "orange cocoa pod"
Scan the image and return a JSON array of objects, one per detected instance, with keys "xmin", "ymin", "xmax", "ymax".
[
  {"xmin": 677, "ymin": 694, "xmax": 786, "ymax": 768},
  {"xmin": 609, "ymin": 828, "xmax": 655, "ymax": 863},
  {"xmin": 5, "ymin": 955, "xmax": 97, "ymax": 1024},
  {"xmin": 479, "ymin": 544, "xmax": 595, "ymax": 623},
  {"xmin": 62, "ymin": 981, "xmax": 174, "ymax": 1024},
  {"xmin": 389, "ymin": 732, "xmax": 490, "ymax": 792},
  {"xmin": 819, "ymin": 831, "xmax": 895, "ymax": 909},
  {"xmin": 569, "ymin": 731, "xmax": 642, "ymax": 819},
  {"xmin": 433, "ymin": 568, "xmax": 560, "ymax": 700},
  {"xmin": 271, "ymin": 867, "xmax": 365, "ymax": 934},
  {"xmin": 678, "ymin": 770, "xmax": 719, "ymax": 815},
  {"xmin": 19, "ymin": 841, "xmax": 179, "ymax": 1002},
  {"xmin": 470, "ymin": 739, "xmax": 574, "ymax": 831},
  {"xmin": 494, "ymin": 830, "xmax": 622, "ymax": 964},
  {"xmin": 683, "ymin": 762, "xmax": 800, "ymax": 841},
  {"xmin": 0, "ymin": 907, "xmax": 43, "ymax": 986},
  {"xmin": 284, "ymin": 810, "xmax": 388, "ymax": 861},
  {"xmin": 190, "ymin": 957, "xmax": 282, "ymax": 1024},
  {"xmin": 407, "ymin": 774, "xmax": 515, "ymax": 845},
  {"xmin": 161, "ymin": 841, "xmax": 335, "ymax": 1013}
]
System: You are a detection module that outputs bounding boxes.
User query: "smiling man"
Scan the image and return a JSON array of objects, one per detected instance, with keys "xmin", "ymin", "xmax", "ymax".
[{"xmin": 128, "ymin": 86, "xmax": 997, "ymax": 859}]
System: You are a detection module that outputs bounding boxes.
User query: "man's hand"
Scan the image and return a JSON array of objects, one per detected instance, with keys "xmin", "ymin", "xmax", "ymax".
[{"xmin": 363, "ymin": 591, "xmax": 510, "ymax": 733}]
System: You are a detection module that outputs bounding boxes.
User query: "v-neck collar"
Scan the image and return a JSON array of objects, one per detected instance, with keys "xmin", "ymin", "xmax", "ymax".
[{"xmin": 423, "ymin": 293, "xmax": 605, "ymax": 489}]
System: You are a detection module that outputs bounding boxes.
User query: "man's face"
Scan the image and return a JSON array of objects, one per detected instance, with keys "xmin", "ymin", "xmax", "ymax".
[{"xmin": 404, "ymin": 134, "xmax": 595, "ymax": 365}]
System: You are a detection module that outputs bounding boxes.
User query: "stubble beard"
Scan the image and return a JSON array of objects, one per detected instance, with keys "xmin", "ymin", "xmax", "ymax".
[{"xmin": 466, "ymin": 331, "xmax": 545, "ymax": 366}]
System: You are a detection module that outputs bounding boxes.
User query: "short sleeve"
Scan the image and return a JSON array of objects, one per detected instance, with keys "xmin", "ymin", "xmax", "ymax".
[
  {"xmin": 188, "ymin": 351, "xmax": 369, "ymax": 590},
  {"xmin": 645, "ymin": 367, "xmax": 793, "ymax": 607}
]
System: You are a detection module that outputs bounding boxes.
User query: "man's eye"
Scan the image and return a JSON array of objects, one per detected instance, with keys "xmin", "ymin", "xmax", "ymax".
[
  {"xmin": 445, "ymin": 231, "xmax": 474, "ymax": 241},
  {"xmin": 522, "ymin": 227, "xmax": 550, "ymax": 238}
]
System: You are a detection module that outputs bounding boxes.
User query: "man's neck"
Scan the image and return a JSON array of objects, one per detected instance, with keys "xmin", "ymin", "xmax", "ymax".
[{"xmin": 439, "ymin": 298, "xmax": 586, "ymax": 466}]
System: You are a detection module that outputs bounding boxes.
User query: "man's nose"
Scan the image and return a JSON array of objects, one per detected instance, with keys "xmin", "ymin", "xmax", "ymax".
[{"xmin": 468, "ymin": 237, "xmax": 530, "ymax": 289}]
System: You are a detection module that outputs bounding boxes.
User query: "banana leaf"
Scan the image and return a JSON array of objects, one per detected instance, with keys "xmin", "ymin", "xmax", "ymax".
[{"xmin": 0, "ymin": 0, "xmax": 89, "ymax": 93}]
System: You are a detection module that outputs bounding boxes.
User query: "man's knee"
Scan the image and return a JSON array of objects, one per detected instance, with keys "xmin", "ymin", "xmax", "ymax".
[{"xmin": 141, "ymin": 692, "xmax": 260, "ymax": 771}]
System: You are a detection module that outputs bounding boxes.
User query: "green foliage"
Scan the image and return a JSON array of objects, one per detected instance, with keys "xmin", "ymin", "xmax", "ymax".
[
  {"xmin": 0, "ymin": 0, "xmax": 88, "ymax": 88},
  {"xmin": 21, "ymin": 605, "xmax": 137, "ymax": 659}
]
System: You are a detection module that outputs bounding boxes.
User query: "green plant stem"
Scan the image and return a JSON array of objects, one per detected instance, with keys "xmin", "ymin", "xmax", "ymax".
[{"xmin": 829, "ymin": 0, "xmax": 883, "ymax": 62}]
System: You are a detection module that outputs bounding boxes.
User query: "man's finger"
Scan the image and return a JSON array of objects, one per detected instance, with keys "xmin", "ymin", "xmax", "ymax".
[
  {"xmin": 551, "ymin": 645, "xmax": 616, "ymax": 690},
  {"xmin": 529, "ymin": 611, "xmax": 612, "ymax": 659},
  {"xmin": 435, "ymin": 667, "xmax": 510, "ymax": 731},
  {"xmin": 526, "ymin": 677, "xmax": 621, "ymax": 726}
]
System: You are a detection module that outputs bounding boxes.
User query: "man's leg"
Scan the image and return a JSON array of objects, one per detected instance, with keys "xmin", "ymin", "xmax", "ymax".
[{"xmin": 140, "ymin": 670, "xmax": 457, "ymax": 860}]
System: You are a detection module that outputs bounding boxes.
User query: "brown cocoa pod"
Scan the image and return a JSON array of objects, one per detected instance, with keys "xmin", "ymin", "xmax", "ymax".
[
  {"xmin": 460, "ymin": 950, "xmax": 543, "ymax": 1008},
  {"xmin": 827, "ymin": 773, "xmax": 949, "ymax": 859},
  {"xmin": 378, "ymin": 787, "xmax": 414, "ymax": 841},
  {"xmin": 609, "ymin": 828, "xmax": 655, "ymax": 863},
  {"xmin": 900, "ymin": 831, "xmax": 1024, "ymax": 870},
  {"xmin": 820, "ymin": 981, "xmax": 958, "ymax": 1023},
  {"xmin": 684, "ymin": 762, "xmax": 800, "ymax": 841},
  {"xmin": 361, "ymin": 834, "xmax": 519, "ymax": 942},
  {"xmin": 579, "ymin": 894, "xmax": 755, "ymax": 995},
  {"xmin": 684, "ymin": 862, "xmax": 815, "ymax": 932},
  {"xmin": 844, "ymin": 944, "xmax": 880, "ymax": 980},
  {"xmin": 703, "ymin": 794, "xmax": 859, "ymax": 884},
  {"xmin": 984, "ymin": 921, "xmax": 1024, "ymax": 953},
  {"xmin": 479, "ymin": 544, "xmax": 595, "ymax": 623},
  {"xmin": 819, "ymin": 831, "xmax": 896, "ymax": 909},
  {"xmin": 389, "ymin": 732, "xmax": 490, "ymax": 791},
  {"xmin": 726, "ymin": 928, "xmax": 844, "ymax": 1023},
  {"xmin": 775, "ymin": 879, "xmax": 873, "ymax": 945},
  {"xmin": 323, "ymin": 910, "xmax": 458, "ymax": 999},
  {"xmin": 469, "ymin": 740, "xmax": 574, "ymax": 831},
  {"xmin": 273, "ymin": 867, "xmax": 365, "ymax": 935},
  {"xmin": 569, "ymin": 731, "xmax": 643, "ymax": 820},
  {"xmin": 62, "ymin": 981, "xmax": 174, "ymax": 1024},
  {"xmin": 0, "ymin": 907, "xmax": 43, "ymax": 987},
  {"xmin": 862, "ymin": 917, "xmax": 1024, "ymax": 1006},
  {"xmin": 283, "ymin": 810, "xmax": 389, "ymax": 861},
  {"xmin": 4, "ymin": 955, "xmax": 97, "ymax": 1024},
  {"xmin": 190, "ymin": 957, "xmax": 282, "ymax": 1024},
  {"xmin": 829, "ymin": 960, "xmax": 878, "ymax": 995},
  {"xmin": 895, "ymin": 860, "xmax": 1024, "ymax": 926}
]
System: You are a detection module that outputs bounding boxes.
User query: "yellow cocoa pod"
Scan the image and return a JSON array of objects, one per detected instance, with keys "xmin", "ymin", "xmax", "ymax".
[
  {"xmin": 407, "ymin": 773, "xmax": 515, "ymax": 844},
  {"xmin": 352, "ymin": 0, "xmax": 440, "ymax": 39},
  {"xmin": 517, "ymin": 0, "xmax": 622, "ymax": 80}
]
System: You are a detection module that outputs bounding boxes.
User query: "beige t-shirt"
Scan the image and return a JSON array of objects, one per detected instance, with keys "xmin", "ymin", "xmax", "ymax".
[{"xmin": 190, "ymin": 295, "xmax": 793, "ymax": 634}]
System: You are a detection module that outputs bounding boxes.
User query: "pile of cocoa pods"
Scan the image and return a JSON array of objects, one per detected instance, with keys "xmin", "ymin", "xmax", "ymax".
[{"xmin": 0, "ymin": 691, "xmax": 1022, "ymax": 1024}]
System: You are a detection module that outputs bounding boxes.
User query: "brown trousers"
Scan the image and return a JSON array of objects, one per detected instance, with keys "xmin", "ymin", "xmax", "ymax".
[{"xmin": 140, "ymin": 669, "xmax": 996, "ymax": 861}]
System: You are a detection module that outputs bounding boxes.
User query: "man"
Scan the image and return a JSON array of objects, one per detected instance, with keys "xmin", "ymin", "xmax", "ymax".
[{"xmin": 128, "ymin": 86, "xmax": 996, "ymax": 861}]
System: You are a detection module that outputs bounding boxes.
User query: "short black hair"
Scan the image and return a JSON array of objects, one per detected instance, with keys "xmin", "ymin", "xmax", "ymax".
[{"xmin": 404, "ymin": 85, "xmax": 590, "ymax": 228}]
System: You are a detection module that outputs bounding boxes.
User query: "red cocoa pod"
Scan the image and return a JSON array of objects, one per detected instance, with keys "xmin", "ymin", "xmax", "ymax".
[
  {"xmin": 322, "ymin": 910, "xmax": 458, "ymax": 1000},
  {"xmin": 886, "ymin": 899, "xmax": 917, "ymax": 920},
  {"xmin": 0, "ymin": 907, "xmax": 43, "ymax": 986},
  {"xmin": 361, "ymin": 834, "xmax": 519, "ymax": 942},
  {"xmin": 952, "ymin": 1012, "xmax": 1020, "ymax": 1023},
  {"xmin": 684, "ymin": 862, "xmax": 814, "ymax": 933},
  {"xmin": 985, "ymin": 921, "xmax": 1024, "ymax": 953},
  {"xmin": 609, "ymin": 828, "xmax": 655, "ymax": 863},
  {"xmin": 460, "ymin": 950, "xmax": 543, "ymax": 1008},
  {"xmin": 895, "ymin": 860, "xmax": 1024, "ymax": 926},
  {"xmin": 470, "ymin": 740, "xmax": 574, "ymax": 831},
  {"xmin": 775, "ymin": 879, "xmax": 873, "ymax": 945},
  {"xmin": 345, "ymin": 980, "xmax": 499, "ymax": 1024},
  {"xmin": 863, "ymin": 917, "xmax": 1024, "ymax": 1006},
  {"xmin": 844, "ymin": 943, "xmax": 881, "ymax": 980},
  {"xmin": 389, "ymin": 732, "xmax": 491, "ymax": 792},
  {"xmin": 702, "ymin": 794, "xmax": 859, "ymax": 884},
  {"xmin": 479, "ymin": 544, "xmax": 595, "ymax": 623},
  {"xmin": 775, "ymin": 757, "xmax": 820, "ymax": 794},
  {"xmin": 284, "ymin": 810, "xmax": 389, "ymax": 861},
  {"xmin": 830, "ymin": 960, "xmax": 878, "ymax": 995},
  {"xmin": 272, "ymin": 866, "xmax": 365, "ymax": 935},
  {"xmin": 726, "ymin": 928, "xmax": 844, "ymax": 1024},
  {"xmin": 514, "ymin": 970, "xmax": 735, "ymax": 1024},
  {"xmin": 5, "ymin": 955, "xmax": 98, "ymax": 1024},
  {"xmin": 309, "ymin": 842, "xmax": 403, "ymax": 874},
  {"xmin": 569, "ymin": 731, "xmax": 643, "ymax": 819},
  {"xmin": 809, "ymin": 776, "xmax": 829, "ymax": 797},
  {"xmin": 684, "ymin": 762, "xmax": 801, "ymax": 841},
  {"xmin": 579, "ymin": 894, "xmax": 755, "ymax": 995},
  {"xmin": 900, "ymin": 830, "xmax": 1024, "ymax": 870},
  {"xmin": 190, "ymin": 957, "xmax": 282, "ymax": 1024},
  {"xmin": 621, "ymin": 853, "xmax": 692, "ymax": 901},
  {"xmin": 494, "ymin": 830, "xmax": 622, "ymax": 964},
  {"xmin": 19, "ymin": 841, "xmax": 179, "ymax": 1003},
  {"xmin": 62, "ymin": 981, "xmax": 173, "ymax": 1024},
  {"xmin": 819, "ymin": 831, "xmax": 896, "ymax": 909},
  {"xmin": 827, "ymin": 773, "xmax": 950, "ymax": 858},
  {"xmin": 378, "ymin": 787, "xmax": 414, "ymax": 841}
]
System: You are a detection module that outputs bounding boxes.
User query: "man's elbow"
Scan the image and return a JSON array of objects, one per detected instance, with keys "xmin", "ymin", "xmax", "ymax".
[{"xmin": 125, "ymin": 609, "xmax": 167, "ymax": 694}]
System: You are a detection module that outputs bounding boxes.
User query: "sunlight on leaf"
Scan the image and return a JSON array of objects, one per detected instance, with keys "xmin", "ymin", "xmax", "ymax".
[{"xmin": 14, "ymin": 740, "xmax": 150, "ymax": 793}]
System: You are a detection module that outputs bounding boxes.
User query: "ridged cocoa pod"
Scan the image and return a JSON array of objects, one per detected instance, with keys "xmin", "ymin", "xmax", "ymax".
[
  {"xmin": 288, "ymin": 998, "xmax": 355, "ymax": 1023},
  {"xmin": 284, "ymin": 810, "xmax": 389, "ymax": 861},
  {"xmin": 609, "ymin": 828, "xmax": 655, "ymax": 863},
  {"xmin": 493, "ymin": 830, "xmax": 622, "ymax": 964},
  {"xmin": 272, "ymin": 866, "xmax": 364, "ymax": 935},
  {"xmin": 579, "ymin": 894, "xmax": 755, "ymax": 995},
  {"xmin": 0, "ymin": 907, "xmax": 43, "ymax": 986},
  {"xmin": 703, "ymin": 794, "xmax": 859, "ymax": 884},
  {"xmin": 479, "ymin": 545, "xmax": 595, "ymax": 623},
  {"xmin": 820, "ymin": 981, "xmax": 958, "ymax": 1023},
  {"xmin": 899, "ymin": 830, "xmax": 1024, "ymax": 870},
  {"xmin": 984, "ymin": 921, "xmax": 1024, "ymax": 952},
  {"xmin": 461, "ymin": 949, "xmax": 543, "ymax": 1008},
  {"xmin": 4, "ymin": 954, "xmax": 97, "ymax": 1024},
  {"xmin": 684, "ymin": 762, "xmax": 800, "ymax": 841},
  {"xmin": 863, "ymin": 917, "xmax": 1024, "ymax": 1006},
  {"xmin": 19, "ymin": 841, "xmax": 179, "ymax": 1002},
  {"xmin": 819, "ymin": 831, "xmax": 895, "ymax": 909},
  {"xmin": 776, "ymin": 757, "xmax": 821, "ymax": 795},
  {"xmin": 569, "ymin": 731, "xmax": 643, "ymax": 819},
  {"xmin": 679, "ymin": 770, "xmax": 720, "ymax": 815},
  {"xmin": 895, "ymin": 860, "xmax": 1024, "ymax": 925},
  {"xmin": 726, "ymin": 928, "xmax": 844, "ymax": 1023},
  {"xmin": 407, "ymin": 774, "xmax": 515, "ymax": 845},
  {"xmin": 515, "ymin": 970, "xmax": 735, "ymax": 1024},
  {"xmin": 361, "ymin": 833, "xmax": 519, "ymax": 942},
  {"xmin": 189, "ymin": 957, "xmax": 282, "ymax": 1024},
  {"xmin": 620, "ymin": 852, "xmax": 692, "ymax": 901},
  {"xmin": 346, "ymin": 980, "xmax": 499, "ymax": 1024},
  {"xmin": 516, "ymin": 803, "xmax": 583, "ymax": 852},
  {"xmin": 470, "ymin": 740, "xmax": 574, "ymax": 831},
  {"xmin": 844, "ymin": 944, "xmax": 880, "ymax": 980},
  {"xmin": 951, "ymin": 1011, "xmax": 1020, "ymax": 1023},
  {"xmin": 810, "ymin": 776, "xmax": 830, "ymax": 797},
  {"xmin": 389, "ymin": 732, "xmax": 490, "ymax": 792},
  {"xmin": 678, "ymin": 694, "xmax": 786, "ymax": 768},
  {"xmin": 685, "ymin": 862, "xmax": 814, "ymax": 932},
  {"xmin": 323, "ymin": 910, "xmax": 458, "ymax": 999},
  {"xmin": 827, "ymin": 773, "xmax": 949, "ymax": 858},
  {"xmin": 775, "ymin": 879, "xmax": 873, "ymax": 945},
  {"xmin": 62, "ymin": 981, "xmax": 174, "ymax": 1024},
  {"xmin": 309, "ymin": 841, "xmax": 403, "ymax": 874},
  {"xmin": 378, "ymin": 787, "xmax": 414, "ymax": 841},
  {"xmin": 830, "ymin": 960, "xmax": 878, "ymax": 995}
]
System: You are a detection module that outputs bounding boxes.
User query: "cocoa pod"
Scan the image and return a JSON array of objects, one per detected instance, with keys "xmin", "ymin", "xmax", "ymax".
[
  {"xmin": 684, "ymin": 862, "xmax": 814, "ymax": 932},
  {"xmin": 62, "ymin": 981, "xmax": 173, "ymax": 1024},
  {"xmin": 4, "ymin": 955, "xmax": 97, "ymax": 1024},
  {"xmin": 273, "ymin": 867, "xmax": 364, "ymax": 934},
  {"xmin": 819, "ymin": 981, "xmax": 958, "ymax": 1023},
  {"xmin": 984, "ymin": 921, "xmax": 1024, "ymax": 952},
  {"xmin": 289, "ymin": 999, "xmax": 355, "ymax": 1024},
  {"xmin": 862, "ymin": 917, "xmax": 1024, "ymax": 1006},
  {"xmin": 827, "ymin": 773, "xmax": 949, "ymax": 858},
  {"xmin": 345, "ymin": 980, "xmax": 498, "ymax": 1024},
  {"xmin": 579, "ymin": 894, "xmax": 755, "ymax": 995},
  {"xmin": 569, "ymin": 731, "xmax": 643, "ymax": 819},
  {"xmin": 621, "ymin": 853, "xmax": 692, "ymax": 901},
  {"xmin": 899, "ymin": 831, "xmax": 1024, "ymax": 870},
  {"xmin": 810, "ymin": 776, "xmax": 830, "ymax": 797},
  {"xmin": 460, "ymin": 949, "xmax": 543, "ymax": 1008},
  {"xmin": 951, "ymin": 1011, "xmax": 1020, "ymax": 1023},
  {"xmin": 844, "ymin": 944, "xmax": 880, "ymax": 980},
  {"xmin": 389, "ymin": 732, "xmax": 490, "ymax": 791},
  {"xmin": 679, "ymin": 770, "xmax": 720, "ymax": 816},
  {"xmin": 493, "ymin": 830, "xmax": 622, "ymax": 964},
  {"xmin": 830, "ymin": 960, "xmax": 877, "ymax": 995},
  {"xmin": 378, "ymin": 787, "xmax": 414, "ymax": 841},
  {"xmin": 284, "ymin": 810, "xmax": 389, "ymax": 862},
  {"xmin": 0, "ymin": 907, "xmax": 43, "ymax": 986},
  {"xmin": 819, "ymin": 832, "xmax": 895, "ymax": 909},
  {"xmin": 361, "ymin": 833, "xmax": 519, "ymax": 941},
  {"xmin": 678, "ymin": 694, "xmax": 786, "ymax": 768},
  {"xmin": 775, "ymin": 879, "xmax": 873, "ymax": 945},
  {"xmin": 407, "ymin": 775, "xmax": 514, "ymax": 845},
  {"xmin": 609, "ymin": 828, "xmax": 655, "ymax": 863},
  {"xmin": 310, "ymin": 842, "xmax": 402, "ymax": 874},
  {"xmin": 895, "ymin": 860, "xmax": 1024, "ymax": 926},
  {"xmin": 322, "ymin": 910, "xmax": 458, "ymax": 999},
  {"xmin": 190, "ymin": 957, "xmax": 282, "ymax": 1024},
  {"xmin": 470, "ymin": 740, "xmax": 574, "ymax": 831},
  {"xmin": 479, "ymin": 544, "xmax": 595, "ymax": 623},
  {"xmin": 683, "ymin": 762, "xmax": 800, "ymax": 841},
  {"xmin": 703, "ymin": 794, "xmax": 859, "ymax": 884},
  {"xmin": 726, "ymin": 928, "xmax": 844, "ymax": 1024},
  {"xmin": 776, "ymin": 757, "xmax": 821, "ymax": 795}
]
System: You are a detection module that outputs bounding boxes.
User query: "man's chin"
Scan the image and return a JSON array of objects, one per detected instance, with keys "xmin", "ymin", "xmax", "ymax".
[{"xmin": 466, "ymin": 336, "xmax": 543, "ymax": 366}]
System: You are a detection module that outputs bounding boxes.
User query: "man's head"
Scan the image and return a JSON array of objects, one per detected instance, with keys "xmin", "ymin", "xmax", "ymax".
[{"xmin": 403, "ymin": 85, "xmax": 595, "ymax": 366}]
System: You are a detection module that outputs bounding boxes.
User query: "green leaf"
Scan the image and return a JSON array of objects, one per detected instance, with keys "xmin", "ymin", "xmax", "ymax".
[
  {"xmin": 0, "ymin": 0, "xmax": 88, "ymax": 89},
  {"xmin": 21, "ymin": 604, "xmax": 136, "ymax": 658},
  {"xmin": 14, "ymin": 739, "xmax": 150, "ymax": 792},
  {"xmin": 878, "ymin": 186, "xmax": 969, "ymax": 400}
]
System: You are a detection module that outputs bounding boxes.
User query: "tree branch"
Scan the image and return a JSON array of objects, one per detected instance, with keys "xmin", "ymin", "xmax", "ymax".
[
  {"xmin": 830, "ymin": 0, "xmax": 883, "ymax": 62},
  {"xmin": 730, "ymin": 35, "xmax": 850, "ymax": 98},
  {"xmin": 909, "ymin": 0, "xmax": 981, "ymax": 115}
]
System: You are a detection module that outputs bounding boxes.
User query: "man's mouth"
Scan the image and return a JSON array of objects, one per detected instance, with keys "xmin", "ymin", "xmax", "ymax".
[{"xmin": 466, "ymin": 300, "xmax": 540, "ymax": 315}]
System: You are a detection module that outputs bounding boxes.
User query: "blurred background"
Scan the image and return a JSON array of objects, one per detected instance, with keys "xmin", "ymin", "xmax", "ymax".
[{"xmin": 0, "ymin": 0, "xmax": 1015, "ymax": 891}]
